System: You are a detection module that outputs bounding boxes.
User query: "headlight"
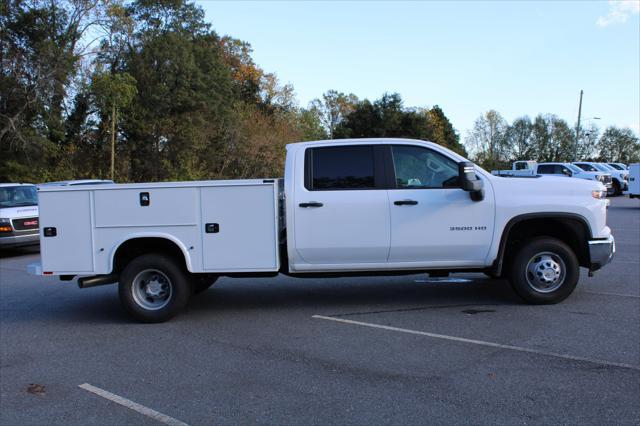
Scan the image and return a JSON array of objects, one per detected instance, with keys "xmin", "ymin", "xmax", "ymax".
[
  {"xmin": 596, "ymin": 174, "xmax": 604, "ymax": 181},
  {"xmin": 592, "ymin": 189, "xmax": 607, "ymax": 199},
  {"xmin": 0, "ymin": 218, "xmax": 10, "ymax": 223}
]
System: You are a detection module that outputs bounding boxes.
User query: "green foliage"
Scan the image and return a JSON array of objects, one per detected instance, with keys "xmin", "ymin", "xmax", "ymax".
[
  {"xmin": 92, "ymin": 71, "xmax": 137, "ymax": 111},
  {"xmin": 425, "ymin": 105, "xmax": 467, "ymax": 156},
  {"xmin": 598, "ymin": 127, "xmax": 640, "ymax": 163},
  {"xmin": 335, "ymin": 93, "xmax": 422, "ymax": 138},
  {"xmin": 5, "ymin": 0, "xmax": 634, "ymax": 184}
]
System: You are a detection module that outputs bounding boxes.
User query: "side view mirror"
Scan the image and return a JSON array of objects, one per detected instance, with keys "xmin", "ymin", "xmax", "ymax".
[
  {"xmin": 562, "ymin": 169, "xmax": 572, "ymax": 177},
  {"xmin": 458, "ymin": 161, "xmax": 484, "ymax": 201}
]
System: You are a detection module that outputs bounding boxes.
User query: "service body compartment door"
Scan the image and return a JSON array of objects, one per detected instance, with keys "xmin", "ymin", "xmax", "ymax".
[
  {"xmin": 201, "ymin": 184, "xmax": 278, "ymax": 271},
  {"xmin": 39, "ymin": 190, "xmax": 93, "ymax": 272}
]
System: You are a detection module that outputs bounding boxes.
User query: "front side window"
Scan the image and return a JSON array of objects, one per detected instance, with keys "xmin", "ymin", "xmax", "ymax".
[
  {"xmin": 576, "ymin": 163, "xmax": 597, "ymax": 172},
  {"xmin": 566, "ymin": 164, "xmax": 583, "ymax": 173},
  {"xmin": 391, "ymin": 145, "xmax": 459, "ymax": 189},
  {"xmin": 308, "ymin": 145, "xmax": 375, "ymax": 190}
]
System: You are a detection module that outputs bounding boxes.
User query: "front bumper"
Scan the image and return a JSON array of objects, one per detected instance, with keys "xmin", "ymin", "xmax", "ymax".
[
  {"xmin": 0, "ymin": 232, "xmax": 39, "ymax": 248},
  {"xmin": 588, "ymin": 235, "xmax": 615, "ymax": 271}
]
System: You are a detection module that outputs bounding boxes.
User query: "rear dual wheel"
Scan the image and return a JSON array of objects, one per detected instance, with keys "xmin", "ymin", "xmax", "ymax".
[{"xmin": 119, "ymin": 254, "xmax": 191, "ymax": 323}]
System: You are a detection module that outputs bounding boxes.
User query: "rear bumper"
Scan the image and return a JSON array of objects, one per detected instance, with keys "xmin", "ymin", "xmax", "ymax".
[
  {"xmin": 588, "ymin": 235, "xmax": 615, "ymax": 271},
  {"xmin": 0, "ymin": 232, "xmax": 39, "ymax": 248}
]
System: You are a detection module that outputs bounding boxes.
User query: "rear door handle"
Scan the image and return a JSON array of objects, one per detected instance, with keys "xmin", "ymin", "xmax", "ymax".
[
  {"xmin": 299, "ymin": 202, "xmax": 324, "ymax": 208},
  {"xmin": 394, "ymin": 200, "xmax": 418, "ymax": 206}
]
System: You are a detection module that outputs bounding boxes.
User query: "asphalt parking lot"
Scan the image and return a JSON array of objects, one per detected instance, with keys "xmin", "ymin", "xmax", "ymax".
[{"xmin": 1, "ymin": 196, "xmax": 639, "ymax": 425}]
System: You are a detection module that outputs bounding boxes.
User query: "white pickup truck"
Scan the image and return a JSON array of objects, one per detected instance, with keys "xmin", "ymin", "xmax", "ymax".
[
  {"xmin": 29, "ymin": 139, "xmax": 615, "ymax": 322},
  {"xmin": 492, "ymin": 161, "xmax": 613, "ymax": 191}
]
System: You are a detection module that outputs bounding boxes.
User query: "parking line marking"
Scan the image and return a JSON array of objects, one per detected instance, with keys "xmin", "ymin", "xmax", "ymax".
[
  {"xmin": 79, "ymin": 383, "xmax": 189, "ymax": 426},
  {"xmin": 312, "ymin": 315, "xmax": 640, "ymax": 372},
  {"xmin": 584, "ymin": 291, "xmax": 640, "ymax": 298}
]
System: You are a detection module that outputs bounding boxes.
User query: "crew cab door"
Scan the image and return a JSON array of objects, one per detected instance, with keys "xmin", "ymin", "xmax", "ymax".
[
  {"xmin": 386, "ymin": 145, "xmax": 495, "ymax": 266},
  {"xmin": 292, "ymin": 145, "xmax": 390, "ymax": 265}
]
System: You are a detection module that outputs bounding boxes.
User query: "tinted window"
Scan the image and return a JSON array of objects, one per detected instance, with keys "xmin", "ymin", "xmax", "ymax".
[
  {"xmin": 309, "ymin": 146, "xmax": 375, "ymax": 190},
  {"xmin": 515, "ymin": 162, "xmax": 528, "ymax": 170},
  {"xmin": 391, "ymin": 146, "xmax": 459, "ymax": 189},
  {"xmin": 537, "ymin": 164, "xmax": 556, "ymax": 174},
  {"xmin": 560, "ymin": 165, "xmax": 572, "ymax": 176},
  {"xmin": 576, "ymin": 163, "xmax": 596, "ymax": 172}
]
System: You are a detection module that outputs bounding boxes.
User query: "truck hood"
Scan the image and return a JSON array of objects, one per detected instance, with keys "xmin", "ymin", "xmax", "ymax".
[
  {"xmin": 489, "ymin": 174, "xmax": 604, "ymax": 194},
  {"xmin": 0, "ymin": 205, "xmax": 39, "ymax": 220}
]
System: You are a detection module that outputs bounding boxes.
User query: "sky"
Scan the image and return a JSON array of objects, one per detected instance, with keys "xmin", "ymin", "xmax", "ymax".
[{"xmin": 197, "ymin": 0, "xmax": 640, "ymax": 138}]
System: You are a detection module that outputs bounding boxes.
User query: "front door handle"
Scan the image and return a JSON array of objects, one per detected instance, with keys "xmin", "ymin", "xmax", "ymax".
[
  {"xmin": 299, "ymin": 202, "xmax": 324, "ymax": 208},
  {"xmin": 394, "ymin": 200, "xmax": 418, "ymax": 206}
]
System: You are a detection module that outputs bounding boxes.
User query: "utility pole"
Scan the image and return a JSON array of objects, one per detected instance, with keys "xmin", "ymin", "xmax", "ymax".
[{"xmin": 575, "ymin": 89, "xmax": 583, "ymax": 161}]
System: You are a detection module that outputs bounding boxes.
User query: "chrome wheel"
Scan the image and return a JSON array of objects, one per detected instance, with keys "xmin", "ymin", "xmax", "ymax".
[
  {"xmin": 525, "ymin": 252, "xmax": 566, "ymax": 293},
  {"xmin": 131, "ymin": 269, "xmax": 173, "ymax": 310}
]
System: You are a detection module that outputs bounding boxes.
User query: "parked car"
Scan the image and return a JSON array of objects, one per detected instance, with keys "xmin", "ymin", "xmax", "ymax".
[
  {"xmin": 30, "ymin": 139, "xmax": 614, "ymax": 322},
  {"xmin": 0, "ymin": 184, "xmax": 39, "ymax": 249},
  {"xmin": 492, "ymin": 161, "xmax": 612, "ymax": 190},
  {"xmin": 573, "ymin": 162, "xmax": 626, "ymax": 196},
  {"xmin": 608, "ymin": 163, "xmax": 628, "ymax": 171},
  {"xmin": 629, "ymin": 163, "xmax": 640, "ymax": 199}
]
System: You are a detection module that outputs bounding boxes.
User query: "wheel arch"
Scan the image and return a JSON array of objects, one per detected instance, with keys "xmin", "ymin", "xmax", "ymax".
[
  {"xmin": 492, "ymin": 213, "xmax": 592, "ymax": 276},
  {"xmin": 109, "ymin": 233, "xmax": 193, "ymax": 274}
]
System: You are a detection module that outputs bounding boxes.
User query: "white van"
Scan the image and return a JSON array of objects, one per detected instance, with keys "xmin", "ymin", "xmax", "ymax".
[{"xmin": 0, "ymin": 184, "xmax": 39, "ymax": 248}]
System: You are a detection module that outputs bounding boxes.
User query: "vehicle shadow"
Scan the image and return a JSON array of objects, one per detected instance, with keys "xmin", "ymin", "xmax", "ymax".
[
  {"xmin": 186, "ymin": 275, "xmax": 521, "ymax": 318},
  {"xmin": 0, "ymin": 245, "xmax": 39, "ymax": 259},
  {"xmin": 2, "ymin": 275, "xmax": 521, "ymax": 325}
]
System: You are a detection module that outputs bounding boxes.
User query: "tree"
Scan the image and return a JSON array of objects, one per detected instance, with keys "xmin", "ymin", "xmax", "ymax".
[
  {"xmin": 577, "ymin": 123, "xmax": 599, "ymax": 160},
  {"xmin": 465, "ymin": 110, "xmax": 509, "ymax": 170},
  {"xmin": 598, "ymin": 126, "xmax": 640, "ymax": 163},
  {"xmin": 504, "ymin": 116, "xmax": 533, "ymax": 160},
  {"xmin": 528, "ymin": 114, "xmax": 574, "ymax": 162},
  {"xmin": 309, "ymin": 90, "xmax": 358, "ymax": 139},
  {"xmin": 122, "ymin": 0, "xmax": 236, "ymax": 181},
  {"xmin": 334, "ymin": 93, "xmax": 433, "ymax": 141},
  {"xmin": 1, "ymin": 0, "xmax": 103, "ymax": 180},
  {"xmin": 425, "ymin": 105, "xmax": 466, "ymax": 156},
  {"xmin": 297, "ymin": 108, "xmax": 327, "ymax": 141},
  {"xmin": 91, "ymin": 70, "xmax": 137, "ymax": 180}
]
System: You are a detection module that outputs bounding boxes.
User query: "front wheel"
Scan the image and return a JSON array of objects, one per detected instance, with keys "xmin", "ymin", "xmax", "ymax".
[
  {"xmin": 613, "ymin": 180, "xmax": 622, "ymax": 196},
  {"xmin": 508, "ymin": 237, "xmax": 579, "ymax": 304},
  {"xmin": 119, "ymin": 254, "xmax": 191, "ymax": 323}
]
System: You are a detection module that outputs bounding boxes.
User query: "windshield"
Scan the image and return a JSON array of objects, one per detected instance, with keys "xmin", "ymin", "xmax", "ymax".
[
  {"xmin": 608, "ymin": 163, "xmax": 624, "ymax": 171},
  {"xmin": 0, "ymin": 186, "xmax": 38, "ymax": 208},
  {"xmin": 593, "ymin": 163, "xmax": 611, "ymax": 172},
  {"xmin": 566, "ymin": 164, "xmax": 583, "ymax": 173}
]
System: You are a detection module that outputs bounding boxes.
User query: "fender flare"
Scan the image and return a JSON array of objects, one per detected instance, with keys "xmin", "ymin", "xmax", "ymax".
[
  {"xmin": 491, "ymin": 212, "xmax": 592, "ymax": 276},
  {"xmin": 108, "ymin": 232, "xmax": 194, "ymax": 273}
]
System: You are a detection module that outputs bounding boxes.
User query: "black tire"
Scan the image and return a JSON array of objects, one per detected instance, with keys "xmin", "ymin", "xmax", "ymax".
[
  {"xmin": 118, "ymin": 254, "xmax": 191, "ymax": 323},
  {"xmin": 190, "ymin": 274, "xmax": 218, "ymax": 294},
  {"xmin": 613, "ymin": 180, "xmax": 621, "ymax": 196},
  {"xmin": 508, "ymin": 237, "xmax": 579, "ymax": 304}
]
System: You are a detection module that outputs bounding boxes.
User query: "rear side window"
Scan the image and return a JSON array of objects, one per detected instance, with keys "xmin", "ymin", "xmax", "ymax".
[
  {"xmin": 537, "ymin": 164, "xmax": 555, "ymax": 174},
  {"xmin": 306, "ymin": 145, "xmax": 375, "ymax": 190}
]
